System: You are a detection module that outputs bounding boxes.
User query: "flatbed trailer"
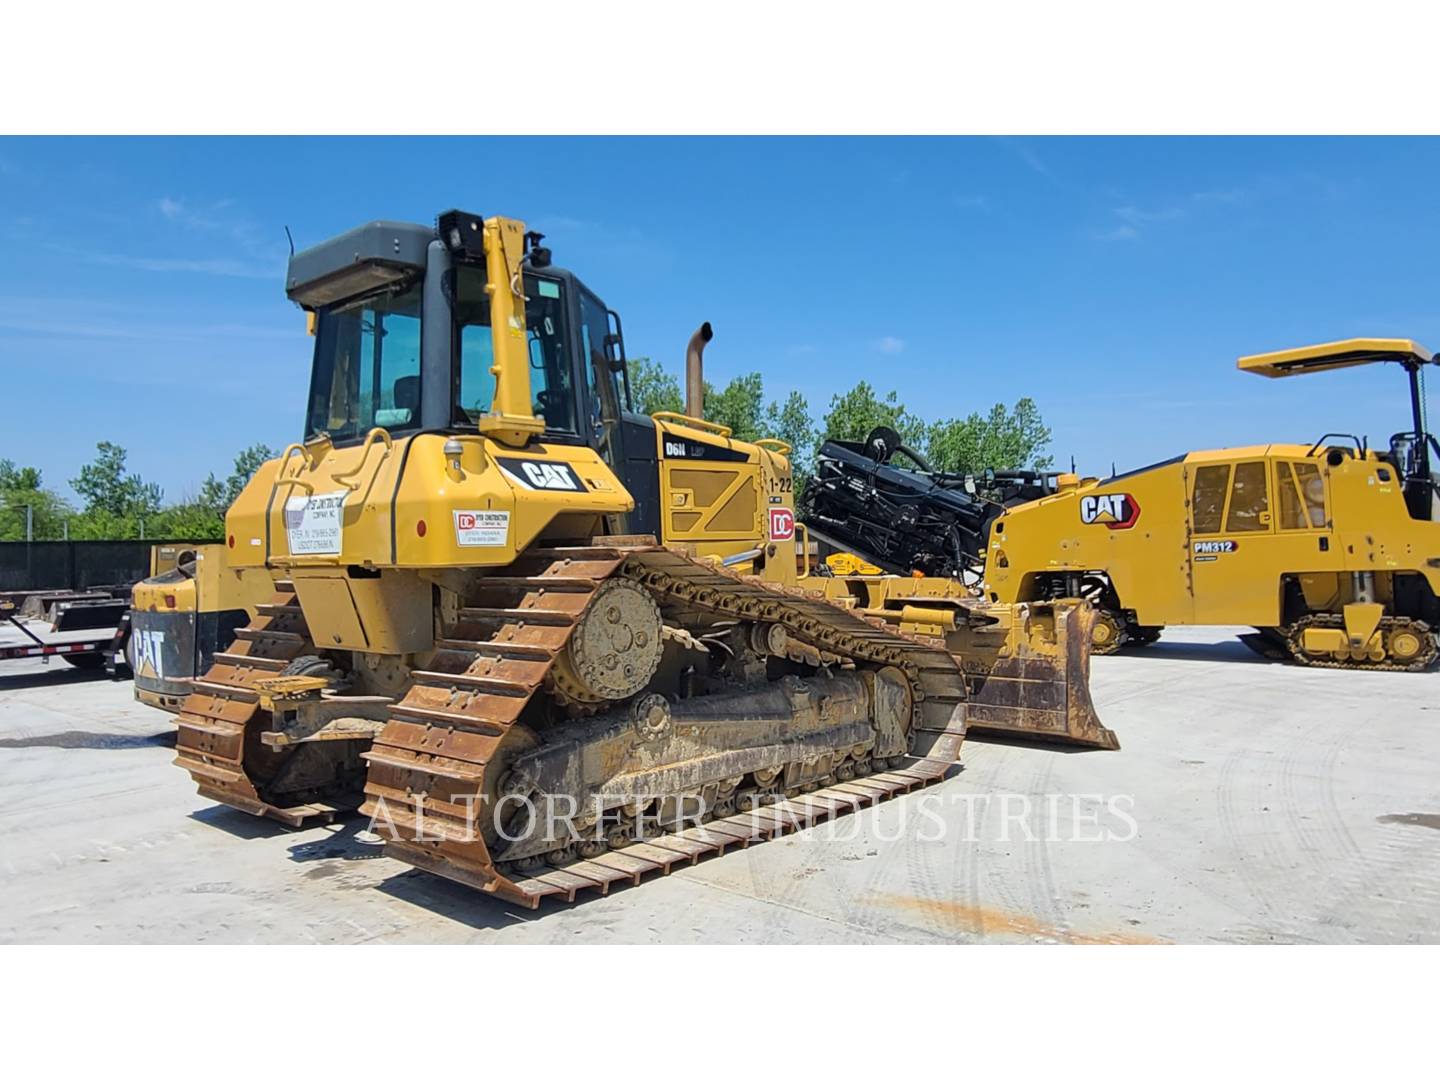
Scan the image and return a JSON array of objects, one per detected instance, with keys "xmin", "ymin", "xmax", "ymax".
[{"xmin": 0, "ymin": 597, "xmax": 130, "ymax": 672}]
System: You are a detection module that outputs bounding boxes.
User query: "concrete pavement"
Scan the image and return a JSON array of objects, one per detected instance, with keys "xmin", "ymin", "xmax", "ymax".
[{"xmin": 2, "ymin": 625, "xmax": 1437, "ymax": 944}]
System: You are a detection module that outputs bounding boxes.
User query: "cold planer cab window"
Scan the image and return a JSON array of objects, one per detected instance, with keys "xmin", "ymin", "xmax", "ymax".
[
  {"xmin": 1276, "ymin": 460, "xmax": 1326, "ymax": 529},
  {"xmin": 306, "ymin": 284, "xmax": 423, "ymax": 444},
  {"xmin": 1191, "ymin": 464, "xmax": 1230, "ymax": 534},
  {"xmin": 1225, "ymin": 461, "xmax": 1270, "ymax": 532},
  {"xmin": 452, "ymin": 268, "xmax": 576, "ymax": 433}
]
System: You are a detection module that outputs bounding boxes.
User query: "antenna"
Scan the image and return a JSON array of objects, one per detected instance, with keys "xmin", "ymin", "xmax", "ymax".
[
  {"xmin": 284, "ymin": 225, "xmax": 295, "ymax": 257},
  {"xmin": 1069, "ymin": 454, "xmax": 1075, "ymax": 472}
]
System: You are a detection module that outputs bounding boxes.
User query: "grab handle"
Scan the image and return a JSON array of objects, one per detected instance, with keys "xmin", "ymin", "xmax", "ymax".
[
  {"xmin": 331, "ymin": 428, "xmax": 393, "ymax": 490},
  {"xmin": 271, "ymin": 443, "xmax": 316, "ymax": 498},
  {"xmin": 795, "ymin": 521, "xmax": 812, "ymax": 579},
  {"xmin": 650, "ymin": 411, "xmax": 734, "ymax": 438}
]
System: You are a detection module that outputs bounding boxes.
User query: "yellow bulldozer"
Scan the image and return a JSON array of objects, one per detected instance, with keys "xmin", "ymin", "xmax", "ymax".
[
  {"xmin": 129, "ymin": 543, "xmax": 274, "ymax": 711},
  {"xmin": 169, "ymin": 210, "xmax": 1112, "ymax": 908},
  {"xmin": 983, "ymin": 339, "xmax": 1440, "ymax": 670}
]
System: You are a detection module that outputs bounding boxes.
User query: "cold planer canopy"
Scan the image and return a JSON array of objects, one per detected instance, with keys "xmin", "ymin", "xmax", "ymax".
[
  {"xmin": 1237, "ymin": 337, "xmax": 1433, "ymax": 378},
  {"xmin": 1240, "ymin": 337, "xmax": 1439, "ymax": 517}
]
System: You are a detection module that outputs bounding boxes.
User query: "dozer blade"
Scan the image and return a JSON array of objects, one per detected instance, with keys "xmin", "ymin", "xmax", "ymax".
[{"xmin": 959, "ymin": 601, "xmax": 1118, "ymax": 750}]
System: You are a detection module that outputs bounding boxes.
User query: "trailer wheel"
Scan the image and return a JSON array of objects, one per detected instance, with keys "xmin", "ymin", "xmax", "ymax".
[{"xmin": 62, "ymin": 653, "xmax": 107, "ymax": 670}]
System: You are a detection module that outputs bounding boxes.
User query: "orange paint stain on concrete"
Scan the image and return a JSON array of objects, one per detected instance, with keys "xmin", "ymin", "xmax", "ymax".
[{"xmin": 873, "ymin": 894, "xmax": 1169, "ymax": 945}]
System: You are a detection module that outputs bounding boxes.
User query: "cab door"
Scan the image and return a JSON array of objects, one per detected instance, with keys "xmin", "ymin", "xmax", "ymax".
[
  {"xmin": 575, "ymin": 285, "xmax": 659, "ymax": 537},
  {"xmin": 1187, "ymin": 459, "xmax": 1283, "ymax": 625}
]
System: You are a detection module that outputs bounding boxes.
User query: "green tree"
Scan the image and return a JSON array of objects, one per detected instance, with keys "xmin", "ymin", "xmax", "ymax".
[
  {"xmin": 0, "ymin": 460, "xmax": 73, "ymax": 540},
  {"xmin": 153, "ymin": 443, "xmax": 280, "ymax": 541},
  {"xmin": 924, "ymin": 397, "xmax": 1054, "ymax": 472},
  {"xmin": 625, "ymin": 356, "xmax": 683, "ymax": 416},
  {"xmin": 147, "ymin": 501, "xmax": 227, "ymax": 541},
  {"xmin": 820, "ymin": 381, "xmax": 926, "ymax": 448},
  {"xmin": 198, "ymin": 443, "xmax": 276, "ymax": 513},
  {"xmin": 704, "ymin": 372, "xmax": 766, "ymax": 442},
  {"xmin": 763, "ymin": 389, "xmax": 817, "ymax": 495},
  {"xmin": 71, "ymin": 442, "xmax": 163, "ymax": 520}
]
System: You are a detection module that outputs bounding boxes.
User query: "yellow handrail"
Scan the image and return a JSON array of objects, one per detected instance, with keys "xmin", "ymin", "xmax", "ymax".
[
  {"xmin": 650, "ymin": 411, "xmax": 733, "ymax": 437},
  {"xmin": 273, "ymin": 475, "xmax": 315, "ymax": 495},
  {"xmin": 754, "ymin": 438, "xmax": 792, "ymax": 456},
  {"xmin": 331, "ymin": 427, "xmax": 393, "ymax": 490},
  {"xmin": 795, "ymin": 521, "xmax": 812, "ymax": 579},
  {"xmin": 271, "ymin": 443, "xmax": 316, "ymax": 498}
]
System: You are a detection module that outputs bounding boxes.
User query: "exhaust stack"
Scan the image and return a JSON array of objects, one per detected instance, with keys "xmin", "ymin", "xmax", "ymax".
[{"xmin": 686, "ymin": 322, "xmax": 713, "ymax": 419}]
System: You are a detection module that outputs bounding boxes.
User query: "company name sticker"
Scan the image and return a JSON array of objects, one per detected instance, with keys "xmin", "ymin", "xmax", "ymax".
[
  {"xmin": 454, "ymin": 509, "xmax": 510, "ymax": 547},
  {"xmin": 768, "ymin": 507, "xmax": 796, "ymax": 541},
  {"xmin": 284, "ymin": 491, "xmax": 347, "ymax": 555}
]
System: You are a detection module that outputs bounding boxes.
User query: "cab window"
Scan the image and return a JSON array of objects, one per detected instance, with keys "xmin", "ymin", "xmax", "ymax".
[
  {"xmin": 452, "ymin": 270, "xmax": 575, "ymax": 433},
  {"xmin": 1191, "ymin": 464, "xmax": 1229, "ymax": 534},
  {"xmin": 579, "ymin": 287, "xmax": 623, "ymax": 456},
  {"xmin": 1293, "ymin": 461, "xmax": 1326, "ymax": 527},
  {"xmin": 307, "ymin": 285, "xmax": 422, "ymax": 443},
  {"xmin": 1277, "ymin": 462, "xmax": 1307, "ymax": 529},
  {"xmin": 1225, "ymin": 461, "xmax": 1270, "ymax": 532},
  {"xmin": 452, "ymin": 269, "xmax": 496, "ymax": 426}
]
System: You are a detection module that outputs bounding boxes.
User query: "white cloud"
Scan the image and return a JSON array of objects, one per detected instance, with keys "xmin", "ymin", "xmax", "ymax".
[
  {"xmin": 1094, "ymin": 224, "xmax": 1139, "ymax": 242},
  {"xmin": 1114, "ymin": 204, "xmax": 1185, "ymax": 226},
  {"xmin": 0, "ymin": 313, "xmax": 296, "ymax": 342},
  {"xmin": 153, "ymin": 195, "xmax": 286, "ymax": 265},
  {"xmin": 876, "ymin": 336, "xmax": 906, "ymax": 354},
  {"xmin": 85, "ymin": 251, "xmax": 281, "ymax": 279},
  {"xmin": 995, "ymin": 136, "xmax": 1053, "ymax": 179},
  {"xmin": 1191, "ymin": 187, "xmax": 1248, "ymax": 205}
]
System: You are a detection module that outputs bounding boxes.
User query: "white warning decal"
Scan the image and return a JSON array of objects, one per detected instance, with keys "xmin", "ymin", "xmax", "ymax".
[
  {"xmin": 284, "ymin": 490, "xmax": 347, "ymax": 555},
  {"xmin": 453, "ymin": 509, "xmax": 510, "ymax": 547}
]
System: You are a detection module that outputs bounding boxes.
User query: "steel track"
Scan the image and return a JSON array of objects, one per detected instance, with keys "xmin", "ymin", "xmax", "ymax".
[{"xmin": 361, "ymin": 543, "xmax": 969, "ymax": 908}]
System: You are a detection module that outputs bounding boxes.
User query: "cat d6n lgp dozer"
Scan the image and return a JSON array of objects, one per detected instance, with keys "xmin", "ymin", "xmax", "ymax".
[
  {"xmin": 172, "ymin": 211, "xmax": 1112, "ymax": 908},
  {"xmin": 984, "ymin": 338, "xmax": 1440, "ymax": 670}
]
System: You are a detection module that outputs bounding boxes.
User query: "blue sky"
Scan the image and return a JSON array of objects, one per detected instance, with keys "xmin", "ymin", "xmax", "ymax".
[{"xmin": 2, "ymin": 136, "xmax": 1438, "ymax": 499}]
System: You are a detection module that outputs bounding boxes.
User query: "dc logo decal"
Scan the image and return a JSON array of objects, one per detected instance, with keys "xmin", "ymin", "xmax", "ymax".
[
  {"xmin": 1080, "ymin": 492, "xmax": 1141, "ymax": 530},
  {"xmin": 768, "ymin": 507, "xmax": 795, "ymax": 541}
]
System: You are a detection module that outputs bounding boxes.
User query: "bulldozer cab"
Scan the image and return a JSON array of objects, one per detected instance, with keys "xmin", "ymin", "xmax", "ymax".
[
  {"xmin": 1238, "ymin": 338, "xmax": 1439, "ymax": 520},
  {"xmin": 292, "ymin": 212, "xmax": 655, "ymax": 534}
]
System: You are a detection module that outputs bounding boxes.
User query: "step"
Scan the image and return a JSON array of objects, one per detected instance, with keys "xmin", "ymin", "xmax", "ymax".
[
  {"xmin": 212, "ymin": 652, "xmax": 289, "ymax": 671},
  {"xmin": 234, "ymin": 627, "xmax": 304, "ymax": 644},
  {"xmin": 361, "ymin": 748, "xmax": 487, "ymax": 782},
  {"xmin": 410, "ymin": 669, "xmax": 538, "ymax": 696},
  {"xmin": 388, "ymin": 701, "xmax": 509, "ymax": 734},
  {"xmin": 472, "ymin": 575, "xmax": 599, "ymax": 593},
  {"xmin": 456, "ymin": 606, "xmax": 576, "ymax": 627}
]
